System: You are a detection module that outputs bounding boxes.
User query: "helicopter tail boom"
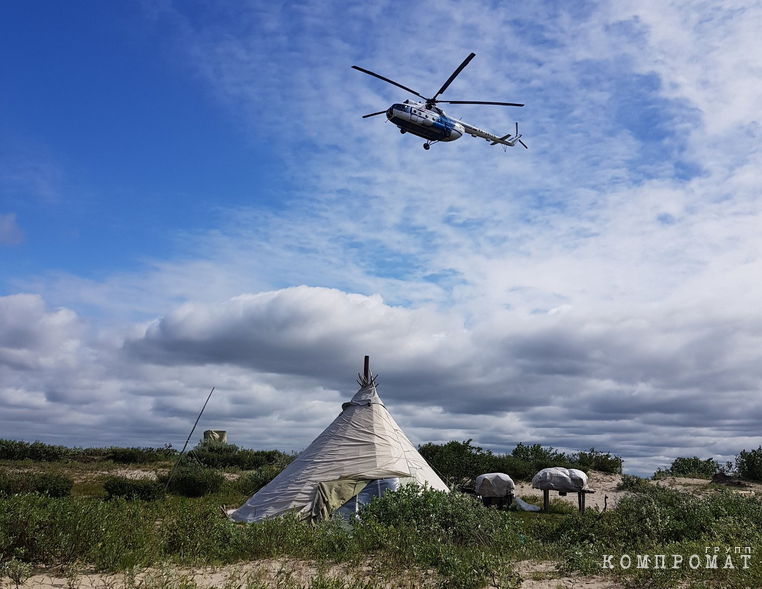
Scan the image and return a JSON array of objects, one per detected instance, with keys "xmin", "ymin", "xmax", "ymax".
[
  {"xmin": 461, "ymin": 121, "xmax": 526, "ymax": 148},
  {"xmin": 491, "ymin": 132, "xmax": 513, "ymax": 146}
]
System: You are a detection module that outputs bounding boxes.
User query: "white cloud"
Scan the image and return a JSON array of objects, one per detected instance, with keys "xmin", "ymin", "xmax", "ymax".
[
  {"xmin": 0, "ymin": 213, "xmax": 24, "ymax": 245},
  {"xmin": 5, "ymin": 278, "xmax": 762, "ymax": 475},
  {"xmin": 3, "ymin": 1, "xmax": 762, "ymax": 475}
]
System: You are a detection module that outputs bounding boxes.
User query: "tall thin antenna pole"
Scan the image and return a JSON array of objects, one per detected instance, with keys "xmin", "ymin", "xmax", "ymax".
[{"xmin": 164, "ymin": 386, "xmax": 215, "ymax": 491}]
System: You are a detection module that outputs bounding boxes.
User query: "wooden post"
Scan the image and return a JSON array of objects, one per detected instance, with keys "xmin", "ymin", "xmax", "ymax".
[
  {"xmin": 543, "ymin": 489, "xmax": 550, "ymax": 513},
  {"xmin": 364, "ymin": 355, "xmax": 370, "ymax": 380}
]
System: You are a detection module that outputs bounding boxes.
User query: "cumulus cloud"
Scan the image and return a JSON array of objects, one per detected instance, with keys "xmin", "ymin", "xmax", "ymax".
[
  {"xmin": 3, "ymin": 277, "xmax": 762, "ymax": 475},
  {"xmin": 3, "ymin": 1, "xmax": 762, "ymax": 476}
]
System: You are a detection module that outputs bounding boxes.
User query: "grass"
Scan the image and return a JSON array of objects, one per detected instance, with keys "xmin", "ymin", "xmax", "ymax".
[
  {"xmin": 2, "ymin": 441, "xmax": 762, "ymax": 588},
  {"xmin": 2, "ymin": 480, "xmax": 761, "ymax": 589}
]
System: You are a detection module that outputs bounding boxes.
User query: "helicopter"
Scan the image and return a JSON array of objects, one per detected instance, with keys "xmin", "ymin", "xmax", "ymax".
[{"xmin": 352, "ymin": 52, "xmax": 527, "ymax": 151}]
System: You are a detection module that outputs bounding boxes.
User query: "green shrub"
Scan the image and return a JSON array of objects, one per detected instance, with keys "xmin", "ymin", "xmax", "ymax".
[
  {"xmin": 235, "ymin": 465, "xmax": 283, "ymax": 496},
  {"xmin": 0, "ymin": 439, "xmax": 177, "ymax": 465},
  {"xmin": 510, "ymin": 442, "xmax": 567, "ymax": 468},
  {"xmin": 418, "ymin": 441, "xmax": 623, "ymax": 486},
  {"xmin": 184, "ymin": 440, "xmax": 293, "ymax": 470},
  {"xmin": 736, "ymin": 447, "xmax": 762, "ymax": 482},
  {"xmin": 357, "ymin": 483, "xmax": 523, "ymax": 549},
  {"xmin": 103, "ymin": 476, "xmax": 164, "ymax": 501},
  {"xmin": 354, "ymin": 485, "xmax": 523, "ymax": 588},
  {"xmin": 0, "ymin": 494, "xmax": 160, "ymax": 570},
  {"xmin": 573, "ymin": 448, "xmax": 623, "ymax": 474},
  {"xmin": 158, "ymin": 500, "xmax": 236, "ymax": 565},
  {"xmin": 0, "ymin": 556, "xmax": 32, "ymax": 589},
  {"xmin": 159, "ymin": 467, "xmax": 225, "ymax": 497},
  {"xmin": 0, "ymin": 471, "xmax": 73, "ymax": 497},
  {"xmin": 653, "ymin": 456, "xmax": 721, "ymax": 479},
  {"xmin": 105, "ymin": 446, "xmax": 177, "ymax": 465},
  {"xmin": 616, "ymin": 474, "xmax": 653, "ymax": 493},
  {"xmin": 417, "ymin": 439, "xmax": 494, "ymax": 487},
  {"xmin": 0, "ymin": 439, "xmax": 78, "ymax": 462}
]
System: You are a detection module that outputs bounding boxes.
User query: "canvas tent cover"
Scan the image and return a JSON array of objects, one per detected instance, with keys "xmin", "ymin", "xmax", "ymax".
[
  {"xmin": 531, "ymin": 467, "xmax": 589, "ymax": 492},
  {"xmin": 230, "ymin": 381, "xmax": 448, "ymax": 523},
  {"xmin": 474, "ymin": 472, "xmax": 515, "ymax": 497}
]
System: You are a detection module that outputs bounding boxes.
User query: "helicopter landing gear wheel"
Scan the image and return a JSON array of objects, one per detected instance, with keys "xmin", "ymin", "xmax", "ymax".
[
  {"xmin": 400, "ymin": 128, "xmax": 406, "ymax": 134},
  {"xmin": 423, "ymin": 143, "xmax": 430, "ymax": 150}
]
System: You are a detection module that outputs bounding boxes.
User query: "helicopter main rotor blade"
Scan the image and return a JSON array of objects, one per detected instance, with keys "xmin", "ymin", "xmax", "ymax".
[
  {"xmin": 519, "ymin": 140, "xmax": 528, "ymax": 149},
  {"xmin": 362, "ymin": 110, "xmax": 387, "ymax": 118},
  {"xmin": 431, "ymin": 52, "xmax": 476, "ymax": 102},
  {"xmin": 351, "ymin": 65, "xmax": 426, "ymax": 100},
  {"xmin": 439, "ymin": 100, "xmax": 524, "ymax": 107}
]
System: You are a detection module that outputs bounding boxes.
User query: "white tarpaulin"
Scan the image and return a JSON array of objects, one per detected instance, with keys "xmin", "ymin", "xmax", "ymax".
[
  {"xmin": 474, "ymin": 472, "xmax": 515, "ymax": 497},
  {"xmin": 531, "ymin": 467, "xmax": 589, "ymax": 492},
  {"xmin": 230, "ymin": 382, "xmax": 448, "ymax": 523},
  {"xmin": 513, "ymin": 497, "xmax": 541, "ymax": 512}
]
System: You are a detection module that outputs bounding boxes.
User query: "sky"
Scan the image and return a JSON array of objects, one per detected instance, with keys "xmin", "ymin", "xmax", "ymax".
[{"xmin": 1, "ymin": 1, "xmax": 761, "ymax": 477}]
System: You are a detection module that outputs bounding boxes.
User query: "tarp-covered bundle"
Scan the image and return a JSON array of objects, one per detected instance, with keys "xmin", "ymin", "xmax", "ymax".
[
  {"xmin": 474, "ymin": 472, "xmax": 515, "ymax": 498},
  {"xmin": 531, "ymin": 467, "xmax": 589, "ymax": 492},
  {"xmin": 230, "ymin": 379, "xmax": 448, "ymax": 523}
]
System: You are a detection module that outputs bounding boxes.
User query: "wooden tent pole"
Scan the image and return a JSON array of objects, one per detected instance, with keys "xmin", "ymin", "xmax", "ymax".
[
  {"xmin": 364, "ymin": 355, "xmax": 370, "ymax": 380},
  {"xmin": 164, "ymin": 386, "xmax": 215, "ymax": 492}
]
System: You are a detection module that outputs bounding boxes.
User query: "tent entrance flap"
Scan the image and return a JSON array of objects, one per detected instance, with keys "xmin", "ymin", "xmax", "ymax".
[
  {"xmin": 334, "ymin": 477, "xmax": 401, "ymax": 520},
  {"xmin": 310, "ymin": 479, "xmax": 370, "ymax": 522}
]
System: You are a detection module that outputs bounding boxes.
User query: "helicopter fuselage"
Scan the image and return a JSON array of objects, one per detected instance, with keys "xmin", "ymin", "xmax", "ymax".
[
  {"xmin": 385, "ymin": 100, "xmax": 523, "ymax": 149},
  {"xmin": 352, "ymin": 53, "xmax": 526, "ymax": 150},
  {"xmin": 386, "ymin": 101, "xmax": 464, "ymax": 142}
]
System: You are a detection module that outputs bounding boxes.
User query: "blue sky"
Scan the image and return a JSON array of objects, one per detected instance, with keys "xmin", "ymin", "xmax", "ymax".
[{"xmin": 2, "ymin": 1, "xmax": 761, "ymax": 476}]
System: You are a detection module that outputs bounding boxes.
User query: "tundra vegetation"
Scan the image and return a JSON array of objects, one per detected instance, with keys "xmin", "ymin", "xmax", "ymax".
[{"xmin": 1, "ymin": 439, "xmax": 761, "ymax": 589}]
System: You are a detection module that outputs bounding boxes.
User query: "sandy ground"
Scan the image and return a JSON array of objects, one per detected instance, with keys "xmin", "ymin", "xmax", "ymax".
[
  {"xmin": 514, "ymin": 470, "xmax": 760, "ymax": 513},
  {"xmin": 513, "ymin": 470, "xmax": 624, "ymax": 512},
  {"xmin": 14, "ymin": 560, "xmax": 628, "ymax": 589},
  {"xmin": 513, "ymin": 560, "xmax": 624, "ymax": 589}
]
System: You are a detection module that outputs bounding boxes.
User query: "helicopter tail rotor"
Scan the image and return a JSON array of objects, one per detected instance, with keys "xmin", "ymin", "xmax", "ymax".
[{"xmin": 507, "ymin": 122, "xmax": 528, "ymax": 149}]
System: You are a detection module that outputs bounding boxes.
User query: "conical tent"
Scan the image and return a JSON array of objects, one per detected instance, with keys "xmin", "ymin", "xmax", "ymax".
[{"xmin": 231, "ymin": 378, "xmax": 448, "ymax": 523}]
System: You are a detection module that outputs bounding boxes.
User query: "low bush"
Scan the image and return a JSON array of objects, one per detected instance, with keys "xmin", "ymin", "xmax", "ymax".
[
  {"xmin": 418, "ymin": 440, "xmax": 623, "ymax": 487},
  {"xmin": 653, "ymin": 456, "xmax": 722, "ymax": 479},
  {"xmin": 103, "ymin": 476, "xmax": 164, "ymax": 501},
  {"xmin": 736, "ymin": 446, "xmax": 762, "ymax": 482},
  {"xmin": 0, "ymin": 471, "xmax": 73, "ymax": 497},
  {"xmin": 417, "ymin": 439, "xmax": 495, "ymax": 488},
  {"xmin": 158, "ymin": 467, "xmax": 225, "ymax": 497},
  {"xmin": 573, "ymin": 448, "xmax": 623, "ymax": 474},
  {"xmin": 354, "ymin": 485, "xmax": 523, "ymax": 588},
  {"xmin": 105, "ymin": 446, "xmax": 177, "ymax": 465},
  {"xmin": 1, "ymin": 480, "xmax": 761, "ymax": 588},
  {"xmin": 0, "ymin": 439, "xmax": 178, "ymax": 465},
  {"xmin": 358, "ymin": 483, "xmax": 522, "ymax": 549},
  {"xmin": 235, "ymin": 465, "xmax": 283, "ymax": 496},
  {"xmin": 0, "ymin": 493, "xmax": 161, "ymax": 570},
  {"xmin": 184, "ymin": 439, "xmax": 294, "ymax": 470},
  {"xmin": 616, "ymin": 474, "xmax": 653, "ymax": 493},
  {"xmin": 0, "ymin": 439, "xmax": 79, "ymax": 462}
]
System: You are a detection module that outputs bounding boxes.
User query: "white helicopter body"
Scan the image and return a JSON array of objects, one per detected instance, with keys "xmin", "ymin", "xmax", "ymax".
[{"xmin": 353, "ymin": 53, "xmax": 527, "ymax": 151}]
